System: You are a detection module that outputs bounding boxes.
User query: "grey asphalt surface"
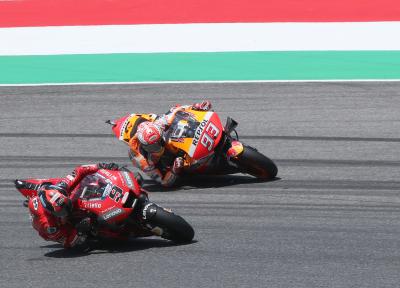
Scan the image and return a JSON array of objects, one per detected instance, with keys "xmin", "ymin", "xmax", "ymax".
[{"xmin": 1, "ymin": 82, "xmax": 400, "ymax": 288}]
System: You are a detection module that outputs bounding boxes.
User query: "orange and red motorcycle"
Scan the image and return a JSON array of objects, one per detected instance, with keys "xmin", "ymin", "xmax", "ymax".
[{"xmin": 108, "ymin": 107, "xmax": 278, "ymax": 183}]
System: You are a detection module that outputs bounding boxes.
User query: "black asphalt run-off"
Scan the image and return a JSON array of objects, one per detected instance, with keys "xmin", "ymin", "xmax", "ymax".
[{"xmin": 1, "ymin": 82, "xmax": 400, "ymax": 288}]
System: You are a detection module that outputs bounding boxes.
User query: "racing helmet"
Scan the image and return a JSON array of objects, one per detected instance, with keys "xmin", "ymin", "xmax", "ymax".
[
  {"xmin": 38, "ymin": 185, "xmax": 72, "ymax": 217},
  {"xmin": 137, "ymin": 121, "xmax": 164, "ymax": 153}
]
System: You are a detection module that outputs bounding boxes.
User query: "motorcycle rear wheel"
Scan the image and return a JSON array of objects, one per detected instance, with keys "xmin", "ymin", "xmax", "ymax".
[
  {"xmin": 234, "ymin": 145, "xmax": 278, "ymax": 179},
  {"xmin": 149, "ymin": 206, "xmax": 194, "ymax": 243}
]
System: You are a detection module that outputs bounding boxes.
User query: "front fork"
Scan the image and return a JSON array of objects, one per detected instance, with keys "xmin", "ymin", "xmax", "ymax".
[
  {"xmin": 135, "ymin": 193, "xmax": 168, "ymax": 237},
  {"xmin": 140, "ymin": 202, "xmax": 165, "ymax": 236}
]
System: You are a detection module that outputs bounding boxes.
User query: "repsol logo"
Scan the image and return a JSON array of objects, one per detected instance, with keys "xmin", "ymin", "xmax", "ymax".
[{"xmin": 192, "ymin": 119, "xmax": 208, "ymax": 146}]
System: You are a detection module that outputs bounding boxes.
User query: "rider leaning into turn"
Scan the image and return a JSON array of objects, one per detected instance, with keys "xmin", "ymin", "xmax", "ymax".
[
  {"xmin": 128, "ymin": 100, "xmax": 212, "ymax": 187},
  {"xmin": 15, "ymin": 162, "xmax": 119, "ymax": 249}
]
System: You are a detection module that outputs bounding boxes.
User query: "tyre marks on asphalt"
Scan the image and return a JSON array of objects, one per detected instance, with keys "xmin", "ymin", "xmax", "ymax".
[{"xmin": 2, "ymin": 132, "xmax": 400, "ymax": 143}]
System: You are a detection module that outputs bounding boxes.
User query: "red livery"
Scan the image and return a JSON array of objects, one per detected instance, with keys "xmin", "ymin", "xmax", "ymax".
[{"xmin": 15, "ymin": 167, "xmax": 194, "ymax": 249}]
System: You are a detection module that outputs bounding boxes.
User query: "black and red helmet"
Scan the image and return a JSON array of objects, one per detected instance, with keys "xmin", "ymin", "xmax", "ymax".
[{"xmin": 38, "ymin": 185, "xmax": 72, "ymax": 217}]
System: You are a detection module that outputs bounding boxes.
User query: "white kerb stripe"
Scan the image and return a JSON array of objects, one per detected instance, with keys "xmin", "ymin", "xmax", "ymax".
[
  {"xmin": 1, "ymin": 22, "xmax": 400, "ymax": 55},
  {"xmin": 2, "ymin": 79, "xmax": 400, "ymax": 87}
]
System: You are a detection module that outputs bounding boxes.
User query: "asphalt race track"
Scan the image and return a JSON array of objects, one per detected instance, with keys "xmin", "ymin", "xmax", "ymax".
[{"xmin": 1, "ymin": 82, "xmax": 400, "ymax": 288}]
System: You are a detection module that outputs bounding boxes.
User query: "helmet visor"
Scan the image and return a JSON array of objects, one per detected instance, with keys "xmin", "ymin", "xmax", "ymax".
[{"xmin": 142, "ymin": 142, "xmax": 164, "ymax": 153}]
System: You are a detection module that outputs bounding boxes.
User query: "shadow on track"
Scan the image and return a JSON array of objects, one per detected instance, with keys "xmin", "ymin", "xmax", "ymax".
[
  {"xmin": 143, "ymin": 174, "xmax": 281, "ymax": 192},
  {"xmin": 43, "ymin": 238, "xmax": 197, "ymax": 258}
]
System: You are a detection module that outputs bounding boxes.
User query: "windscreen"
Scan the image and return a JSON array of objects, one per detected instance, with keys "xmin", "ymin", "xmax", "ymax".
[
  {"xmin": 166, "ymin": 111, "xmax": 200, "ymax": 140},
  {"xmin": 71, "ymin": 174, "xmax": 111, "ymax": 201}
]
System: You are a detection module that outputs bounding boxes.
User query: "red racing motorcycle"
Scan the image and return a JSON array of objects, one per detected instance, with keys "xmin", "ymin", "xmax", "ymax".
[{"xmin": 15, "ymin": 168, "xmax": 195, "ymax": 245}]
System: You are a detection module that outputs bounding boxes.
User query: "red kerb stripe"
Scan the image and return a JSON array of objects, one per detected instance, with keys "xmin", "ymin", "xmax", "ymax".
[{"xmin": 1, "ymin": 0, "xmax": 400, "ymax": 28}]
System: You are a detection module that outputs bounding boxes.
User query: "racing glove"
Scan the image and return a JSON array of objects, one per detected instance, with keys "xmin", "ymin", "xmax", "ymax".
[
  {"xmin": 192, "ymin": 100, "xmax": 212, "ymax": 111},
  {"xmin": 98, "ymin": 162, "xmax": 120, "ymax": 170}
]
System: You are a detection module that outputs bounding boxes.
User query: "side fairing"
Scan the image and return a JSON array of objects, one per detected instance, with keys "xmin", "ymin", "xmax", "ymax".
[
  {"xmin": 165, "ymin": 110, "xmax": 224, "ymax": 160},
  {"xmin": 188, "ymin": 112, "xmax": 224, "ymax": 159}
]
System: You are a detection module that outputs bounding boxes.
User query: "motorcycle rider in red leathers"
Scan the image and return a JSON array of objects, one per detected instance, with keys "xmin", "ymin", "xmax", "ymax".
[
  {"xmin": 16, "ymin": 162, "xmax": 119, "ymax": 249},
  {"xmin": 128, "ymin": 100, "xmax": 212, "ymax": 187}
]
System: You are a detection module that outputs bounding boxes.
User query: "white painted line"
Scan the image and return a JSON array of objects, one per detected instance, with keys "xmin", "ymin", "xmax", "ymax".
[
  {"xmin": 1, "ymin": 79, "xmax": 400, "ymax": 87},
  {"xmin": 1, "ymin": 22, "xmax": 400, "ymax": 55}
]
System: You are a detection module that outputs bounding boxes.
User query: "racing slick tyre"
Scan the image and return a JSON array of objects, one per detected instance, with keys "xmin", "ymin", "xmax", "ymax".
[
  {"xmin": 233, "ymin": 145, "xmax": 278, "ymax": 179},
  {"xmin": 147, "ymin": 205, "xmax": 194, "ymax": 243}
]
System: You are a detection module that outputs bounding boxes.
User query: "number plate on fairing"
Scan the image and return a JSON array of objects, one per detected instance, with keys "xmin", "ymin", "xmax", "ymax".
[{"xmin": 188, "ymin": 112, "xmax": 223, "ymax": 159}]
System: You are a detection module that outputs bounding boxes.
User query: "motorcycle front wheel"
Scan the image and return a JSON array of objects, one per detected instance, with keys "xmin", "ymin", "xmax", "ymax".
[
  {"xmin": 147, "ymin": 206, "xmax": 194, "ymax": 243},
  {"xmin": 233, "ymin": 145, "xmax": 278, "ymax": 179}
]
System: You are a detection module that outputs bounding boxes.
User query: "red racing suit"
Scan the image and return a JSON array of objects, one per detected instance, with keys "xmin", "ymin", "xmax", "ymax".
[
  {"xmin": 28, "ymin": 164, "xmax": 100, "ymax": 248},
  {"xmin": 128, "ymin": 102, "xmax": 212, "ymax": 187}
]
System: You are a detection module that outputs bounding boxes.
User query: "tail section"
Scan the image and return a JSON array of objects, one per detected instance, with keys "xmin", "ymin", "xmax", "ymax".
[{"xmin": 14, "ymin": 178, "xmax": 60, "ymax": 198}]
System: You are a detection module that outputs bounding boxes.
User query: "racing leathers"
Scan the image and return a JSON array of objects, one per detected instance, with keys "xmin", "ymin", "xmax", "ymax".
[
  {"xmin": 24, "ymin": 163, "xmax": 118, "ymax": 248},
  {"xmin": 128, "ymin": 100, "xmax": 212, "ymax": 187}
]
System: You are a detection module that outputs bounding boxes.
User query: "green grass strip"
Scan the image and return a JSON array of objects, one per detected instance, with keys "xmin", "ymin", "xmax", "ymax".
[{"xmin": 1, "ymin": 51, "xmax": 400, "ymax": 84}]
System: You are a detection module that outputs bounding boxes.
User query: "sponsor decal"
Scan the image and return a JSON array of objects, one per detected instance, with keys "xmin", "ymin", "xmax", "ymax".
[
  {"xmin": 95, "ymin": 172, "xmax": 107, "ymax": 179},
  {"xmin": 188, "ymin": 111, "xmax": 216, "ymax": 157},
  {"xmin": 125, "ymin": 121, "xmax": 133, "ymax": 135},
  {"xmin": 192, "ymin": 119, "xmax": 208, "ymax": 146},
  {"xmin": 101, "ymin": 205, "xmax": 116, "ymax": 214},
  {"xmin": 32, "ymin": 197, "xmax": 38, "ymax": 210},
  {"xmin": 83, "ymin": 202, "xmax": 102, "ymax": 209},
  {"xmin": 119, "ymin": 116, "xmax": 132, "ymax": 139},
  {"xmin": 102, "ymin": 208, "xmax": 123, "ymax": 221},
  {"xmin": 142, "ymin": 203, "xmax": 156, "ymax": 220},
  {"xmin": 122, "ymin": 171, "xmax": 134, "ymax": 189},
  {"xmin": 100, "ymin": 170, "xmax": 118, "ymax": 181}
]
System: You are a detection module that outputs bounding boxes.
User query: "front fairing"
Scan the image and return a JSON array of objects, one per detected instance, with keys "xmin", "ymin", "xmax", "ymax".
[
  {"xmin": 165, "ymin": 110, "xmax": 224, "ymax": 160},
  {"xmin": 70, "ymin": 170, "xmax": 141, "ymax": 224}
]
